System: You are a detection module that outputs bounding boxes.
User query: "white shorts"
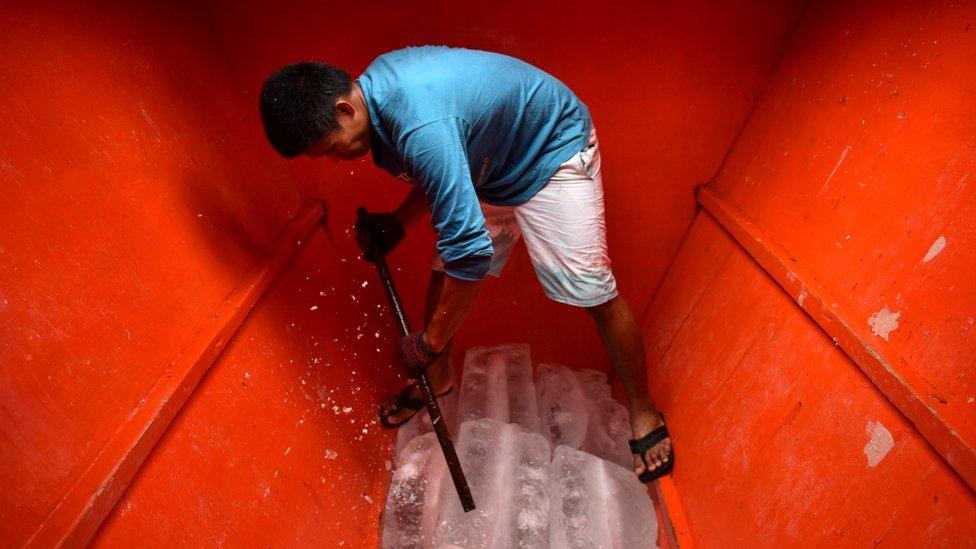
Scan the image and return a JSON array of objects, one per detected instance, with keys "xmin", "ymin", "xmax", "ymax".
[{"xmin": 432, "ymin": 128, "xmax": 618, "ymax": 307}]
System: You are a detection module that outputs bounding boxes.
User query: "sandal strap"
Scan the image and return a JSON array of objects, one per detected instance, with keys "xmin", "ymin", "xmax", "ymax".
[
  {"xmin": 394, "ymin": 385, "xmax": 426, "ymax": 412},
  {"xmin": 379, "ymin": 384, "xmax": 454, "ymax": 429},
  {"xmin": 629, "ymin": 424, "xmax": 670, "ymax": 454},
  {"xmin": 394, "ymin": 383, "xmax": 454, "ymax": 411}
]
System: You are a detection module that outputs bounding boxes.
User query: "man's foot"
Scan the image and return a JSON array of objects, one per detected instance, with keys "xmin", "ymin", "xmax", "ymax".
[
  {"xmin": 629, "ymin": 407, "xmax": 672, "ymax": 479},
  {"xmin": 378, "ymin": 380, "xmax": 452, "ymax": 428}
]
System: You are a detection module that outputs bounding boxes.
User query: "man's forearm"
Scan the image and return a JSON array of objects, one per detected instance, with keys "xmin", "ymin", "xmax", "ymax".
[
  {"xmin": 424, "ymin": 275, "xmax": 482, "ymax": 352},
  {"xmin": 394, "ymin": 186, "xmax": 428, "ymax": 228}
]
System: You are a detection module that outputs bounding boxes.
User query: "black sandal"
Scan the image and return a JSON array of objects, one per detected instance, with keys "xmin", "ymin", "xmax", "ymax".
[
  {"xmin": 378, "ymin": 383, "xmax": 453, "ymax": 429},
  {"xmin": 629, "ymin": 414, "xmax": 674, "ymax": 483}
]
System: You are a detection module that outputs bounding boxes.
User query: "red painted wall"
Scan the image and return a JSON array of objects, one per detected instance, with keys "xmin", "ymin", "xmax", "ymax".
[
  {"xmin": 85, "ymin": 4, "xmax": 802, "ymax": 545},
  {"xmin": 13, "ymin": 0, "xmax": 926, "ymax": 546},
  {"xmin": 0, "ymin": 2, "xmax": 311, "ymax": 545},
  {"xmin": 92, "ymin": 229, "xmax": 398, "ymax": 546},
  {"xmin": 645, "ymin": 213, "xmax": 976, "ymax": 545},
  {"xmin": 644, "ymin": 0, "xmax": 976, "ymax": 544}
]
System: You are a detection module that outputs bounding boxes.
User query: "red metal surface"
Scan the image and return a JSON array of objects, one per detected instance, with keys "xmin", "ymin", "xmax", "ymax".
[
  {"xmin": 0, "ymin": 3, "xmax": 305, "ymax": 545},
  {"xmin": 700, "ymin": 186, "xmax": 976, "ymax": 489},
  {"xmin": 643, "ymin": 213, "xmax": 976, "ymax": 545},
  {"xmin": 641, "ymin": 0, "xmax": 976, "ymax": 543},
  {"xmin": 12, "ymin": 0, "xmax": 973, "ymax": 546},
  {"xmin": 92, "ymin": 229, "xmax": 399, "ymax": 546},
  {"xmin": 27, "ymin": 202, "xmax": 322, "ymax": 547},
  {"xmin": 705, "ymin": 0, "xmax": 976, "ymax": 488}
]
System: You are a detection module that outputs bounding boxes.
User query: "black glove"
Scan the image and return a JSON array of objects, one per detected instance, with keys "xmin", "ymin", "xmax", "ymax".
[
  {"xmin": 399, "ymin": 330, "xmax": 441, "ymax": 377},
  {"xmin": 355, "ymin": 210, "xmax": 404, "ymax": 262}
]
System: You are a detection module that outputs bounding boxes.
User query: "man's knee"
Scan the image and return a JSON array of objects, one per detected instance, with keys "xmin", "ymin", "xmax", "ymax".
[{"xmin": 584, "ymin": 295, "xmax": 618, "ymax": 322}]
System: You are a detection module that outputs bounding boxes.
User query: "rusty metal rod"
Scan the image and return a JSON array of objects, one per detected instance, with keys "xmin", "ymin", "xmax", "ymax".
[{"xmin": 358, "ymin": 208, "xmax": 475, "ymax": 513}]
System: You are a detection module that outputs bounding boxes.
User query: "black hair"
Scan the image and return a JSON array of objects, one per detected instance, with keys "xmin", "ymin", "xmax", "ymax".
[{"xmin": 259, "ymin": 61, "xmax": 352, "ymax": 158}]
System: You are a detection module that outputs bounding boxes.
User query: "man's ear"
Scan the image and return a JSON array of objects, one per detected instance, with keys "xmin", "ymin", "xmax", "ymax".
[{"xmin": 335, "ymin": 99, "xmax": 356, "ymax": 117}]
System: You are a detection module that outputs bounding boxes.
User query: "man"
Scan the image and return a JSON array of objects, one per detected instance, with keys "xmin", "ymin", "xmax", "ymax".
[{"xmin": 259, "ymin": 46, "xmax": 672, "ymax": 482}]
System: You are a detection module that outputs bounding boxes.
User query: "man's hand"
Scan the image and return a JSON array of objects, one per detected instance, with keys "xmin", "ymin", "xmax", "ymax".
[
  {"xmin": 399, "ymin": 330, "xmax": 441, "ymax": 377},
  {"xmin": 355, "ymin": 211, "xmax": 404, "ymax": 261}
]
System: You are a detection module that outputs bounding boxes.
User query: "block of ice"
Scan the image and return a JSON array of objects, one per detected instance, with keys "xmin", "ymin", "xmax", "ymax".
[
  {"xmin": 434, "ymin": 418, "xmax": 551, "ymax": 548},
  {"xmin": 605, "ymin": 459, "xmax": 660, "ymax": 549},
  {"xmin": 576, "ymin": 369, "xmax": 612, "ymax": 401},
  {"xmin": 381, "ymin": 433, "xmax": 447, "ymax": 548},
  {"xmin": 536, "ymin": 363, "xmax": 589, "ymax": 451},
  {"xmin": 581, "ymin": 397, "xmax": 634, "ymax": 470},
  {"xmin": 383, "ymin": 345, "xmax": 658, "ymax": 549},
  {"xmin": 549, "ymin": 445, "xmax": 657, "ymax": 549},
  {"xmin": 505, "ymin": 348, "xmax": 542, "ymax": 434},
  {"xmin": 457, "ymin": 355, "xmax": 492, "ymax": 424},
  {"xmin": 509, "ymin": 427, "xmax": 551, "ymax": 548},
  {"xmin": 434, "ymin": 419, "xmax": 498, "ymax": 548},
  {"xmin": 573, "ymin": 370, "xmax": 633, "ymax": 469},
  {"xmin": 458, "ymin": 344, "xmax": 541, "ymax": 434}
]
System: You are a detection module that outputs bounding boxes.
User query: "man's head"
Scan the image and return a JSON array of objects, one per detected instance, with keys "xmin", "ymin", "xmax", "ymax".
[{"xmin": 259, "ymin": 61, "xmax": 371, "ymax": 161}]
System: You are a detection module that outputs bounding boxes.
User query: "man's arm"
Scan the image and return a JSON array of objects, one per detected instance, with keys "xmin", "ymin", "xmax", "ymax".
[
  {"xmin": 397, "ymin": 180, "xmax": 483, "ymax": 353},
  {"xmin": 423, "ymin": 275, "xmax": 482, "ymax": 352},
  {"xmin": 394, "ymin": 186, "xmax": 428, "ymax": 229},
  {"xmin": 393, "ymin": 117, "xmax": 493, "ymax": 371}
]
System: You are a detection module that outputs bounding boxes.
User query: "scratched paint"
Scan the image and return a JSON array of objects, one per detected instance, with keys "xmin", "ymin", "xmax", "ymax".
[
  {"xmin": 921, "ymin": 235, "xmax": 947, "ymax": 263},
  {"xmin": 867, "ymin": 306, "xmax": 901, "ymax": 341},
  {"xmin": 821, "ymin": 145, "xmax": 852, "ymax": 192},
  {"xmin": 796, "ymin": 288, "xmax": 808, "ymax": 307},
  {"xmin": 863, "ymin": 420, "xmax": 894, "ymax": 467}
]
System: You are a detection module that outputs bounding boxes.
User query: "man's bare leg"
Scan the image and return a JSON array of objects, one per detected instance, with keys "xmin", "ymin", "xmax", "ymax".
[
  {"xmin": 586, "ymin": 294, "xmax": 671, "ymax": 476},
  {"xmin": 380, "ymin": 270, "xmax": 453, "ymax": 424}
]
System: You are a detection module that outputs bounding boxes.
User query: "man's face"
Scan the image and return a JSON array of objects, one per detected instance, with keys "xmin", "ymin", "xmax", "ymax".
[{"xmin": 305, "ymin": 100, "xmax": 371, "ymax": 161}]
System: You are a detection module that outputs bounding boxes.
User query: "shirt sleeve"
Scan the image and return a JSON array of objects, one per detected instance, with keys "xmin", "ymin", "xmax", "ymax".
[{"xmin": 398, "ymin": 117, "xmax": 493, "ymax": 281}]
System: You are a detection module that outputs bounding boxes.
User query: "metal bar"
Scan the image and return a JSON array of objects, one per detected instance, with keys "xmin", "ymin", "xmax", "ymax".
[{"xmin": 361, "ymin": 209, "xmax": 475, "ymax": 512}]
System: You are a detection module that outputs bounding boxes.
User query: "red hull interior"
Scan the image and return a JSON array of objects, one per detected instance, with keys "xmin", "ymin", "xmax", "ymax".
[{"xmin": 2, "ymin": 1, "xmax": 974, "ymax": 546}]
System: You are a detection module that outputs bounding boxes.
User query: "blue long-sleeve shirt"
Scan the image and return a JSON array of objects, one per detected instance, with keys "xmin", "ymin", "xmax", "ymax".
[{"xmin": 357, "ymin": 46, "xmax": 591, "ymax": 280}]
